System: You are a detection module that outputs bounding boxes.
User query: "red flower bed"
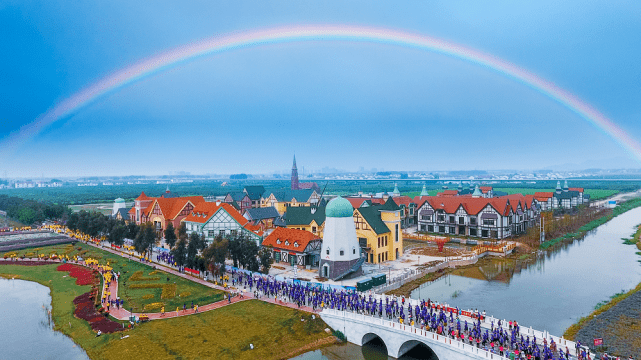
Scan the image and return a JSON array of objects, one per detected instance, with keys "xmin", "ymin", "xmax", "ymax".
[
  {"xmin": 72, "ymin": 292, "xmax": 123, "ymax": 333},
  {"xmin": 57, "ymin": 264, "xmax": 97, "ymax": 286}
]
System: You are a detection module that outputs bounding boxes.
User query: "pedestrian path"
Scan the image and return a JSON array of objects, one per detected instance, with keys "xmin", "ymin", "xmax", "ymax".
[{"xmin": 85, "ymin": 242, "xmax": 319, "ymax": 321}]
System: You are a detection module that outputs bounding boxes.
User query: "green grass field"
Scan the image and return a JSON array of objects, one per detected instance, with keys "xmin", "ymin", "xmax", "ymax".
[
  {"xmin": 4, "ymin": 243, "xmax": 224, "ymax": 312},
  {"xmin": 0, "ymin": 264, "xmax": 332, "ymax": 360}
]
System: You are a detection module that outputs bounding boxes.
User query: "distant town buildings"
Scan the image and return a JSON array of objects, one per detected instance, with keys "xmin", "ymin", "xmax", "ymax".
[{"xmin": 533, "ymin": 180, "xmax": 589, "ymax": 210}]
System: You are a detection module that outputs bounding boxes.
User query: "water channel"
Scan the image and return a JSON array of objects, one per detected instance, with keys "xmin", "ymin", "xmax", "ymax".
[
  {"xmin": 0, "ymin": 278, "xmax": 90, "ymax": 360},
  {"xmin": 295, "ymin": 207, "xmax": 641, "ymax": 359}
]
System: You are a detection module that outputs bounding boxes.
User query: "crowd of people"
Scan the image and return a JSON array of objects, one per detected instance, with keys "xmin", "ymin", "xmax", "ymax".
[{"xmin": 220, "ymin": 269, "xmax": 596, "ymax": 360}]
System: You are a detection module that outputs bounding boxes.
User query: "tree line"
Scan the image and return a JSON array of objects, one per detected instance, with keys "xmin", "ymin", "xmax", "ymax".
[
  {"xmin": 0, "ymin": 194, "xmax": 70, "ymax": 225},
  {"xmin": 66, "ymin": 210, "xmax": 273, "ymax": 275}
]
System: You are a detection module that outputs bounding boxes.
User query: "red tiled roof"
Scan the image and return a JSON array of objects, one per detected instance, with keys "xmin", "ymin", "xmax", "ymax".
[
  {"xmin": 392, "ymin": 196, "xmax": 414, "ymax": 207},
  {"xmin": 183, "ymin": 202, "xmax": 260, "ymax": 236},
  {"xmin": 437, "ymin": 190, "xmax": 459, "ymax": 197},
  {"xmin": 569, "ymin": 188, "xmax": 584, "ymax": 193},
  {"xmin": 262, "ymin": 227, "xmax": 320, "ymax": 252},
  {"xmin": 136, "ymin": 191, "xmax": 151, "ymax": 201},
  {"xmin": 420, "ymin": 196, "xmax": 511, "ymax": 216},
  {"xmin": 479, "ymin": 186, "xmax": 493, "ymax": 193},
  {"xmin": 344, "ymin": 197, "xmax": 385, "ymax": 208}
]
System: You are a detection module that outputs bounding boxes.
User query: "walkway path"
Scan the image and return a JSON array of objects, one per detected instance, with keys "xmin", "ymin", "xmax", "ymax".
[{"xmin": 84, "ymin": 241, "xmax": 319, "ymax": 320}]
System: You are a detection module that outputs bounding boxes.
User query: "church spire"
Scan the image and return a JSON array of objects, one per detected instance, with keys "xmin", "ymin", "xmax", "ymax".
[{"xmin": 291, "ymin": 154, "xmax": 299, "ymax": 190}]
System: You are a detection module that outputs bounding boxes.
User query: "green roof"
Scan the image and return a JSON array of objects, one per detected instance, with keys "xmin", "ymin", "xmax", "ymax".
[
  {"xmin": 326, "ymin": 197, "xmax": 354, "ymax": 218},
  {"xmin": 285, "ymin": 206, "xmax": 326, "ymax": 226},
  {"xmin": 420, "ymin": 184, "xmax": 428, "ymax": 196},
  {"xmin": 379, "ymin": 197, "xmax": 400, "ymax": 211},
  {"xmin": 357, "ymin": 206, "xmax": 392, "ymax": 235}
]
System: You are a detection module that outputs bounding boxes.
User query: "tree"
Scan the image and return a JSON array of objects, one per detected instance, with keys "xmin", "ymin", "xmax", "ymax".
[
  {"xmin": 134, "ymin": 223, "xmax": 156, "ymax": 257},
  {"xmin": 67, "ymin": 212, "xmax": 79, "ymax": 231},
  {"xmin": 258, "ymin": 247, "xmax": 273, "ymax": 274},
  {"xmin": 126, "ymin": 222, "xmax": 139, "ymax": 240},
  {"xmin": 186, "ymin": 232, "xmax": 201, "ymax": 268},
  {"xmin": 109, "ymin": 222, "xmax": 127, "ymax": 246},
  {"xmin": 164, "ymin": 222, "xmax": 177, "ymax": 248},
  {"xmin": 178, "ymin": 222, "xmax": 188, "ymax": 243},
  {"xmin": 202, "ymin": 234, "xmax": 229, "ymax": 276},
  {"xmin": 172, "ymin": 238, "xmax": 188, "ymax": 267}
]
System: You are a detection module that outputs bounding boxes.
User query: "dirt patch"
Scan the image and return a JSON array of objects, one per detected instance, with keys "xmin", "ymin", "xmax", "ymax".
[
  {"xmin": 282, "ymin": 336, "xmax": 338, "ymax": 359},
  {"xmin": 410, "ymin": 246, "xmax": 470, "ymax": 257}
]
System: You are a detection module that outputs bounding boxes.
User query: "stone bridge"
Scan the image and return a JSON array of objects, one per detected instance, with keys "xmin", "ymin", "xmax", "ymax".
[{"xmin": 321, "ymin": 309, "xmax": 583, "ymax": 359}]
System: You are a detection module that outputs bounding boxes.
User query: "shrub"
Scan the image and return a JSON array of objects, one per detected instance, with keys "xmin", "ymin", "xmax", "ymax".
[
  {"xmin": 161, "ymin": 284, "xmax": 177, "ymax": 299},
  {"xmin": 143, "ymin": 302, "xmax": 164, "ymax": 312},
  {"xmin": 332, "ymin": 330, "xmax": 346, "ymax": 342},
  {"xmin": 179, "ymin": 292, "xmax": 191, "ymax": 297},
  {"xmin": 129, "ymin": 271, "xmax": 160, "ymax": 282},
  {"xmin": 142, "ymin": 294, "xmax": 154, "ymax": 300}
]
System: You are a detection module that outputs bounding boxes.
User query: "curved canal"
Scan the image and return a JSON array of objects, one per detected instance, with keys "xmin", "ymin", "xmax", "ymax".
[{"xmin": 0, "ymin": 278, "xmax": 89, "ymax": 360}]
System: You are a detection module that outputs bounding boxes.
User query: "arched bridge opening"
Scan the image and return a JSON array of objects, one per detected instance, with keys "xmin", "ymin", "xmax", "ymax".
[
  {"xmin": 398, "ymin": 339, "xmax": 439, "ymax": 360},
  {"xmin": 361, "ymin": 333, "xmax": 388, "ymax": 358}
]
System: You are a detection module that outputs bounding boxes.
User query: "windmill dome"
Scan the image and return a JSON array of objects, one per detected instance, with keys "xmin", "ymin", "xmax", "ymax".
[
  {"xmin": 325, "ymin": 197, "xmax": 354, "ymax": 218},
  {"xmin": 114, "ymin": 198, "xmax": 125, "ymax": 203}
]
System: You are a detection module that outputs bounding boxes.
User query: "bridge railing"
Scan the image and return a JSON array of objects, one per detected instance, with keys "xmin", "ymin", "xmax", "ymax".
[
  {"xmin": 324, "ymin": 309, "xmax": 512, "ymax": 360},
  {"xmin": 323, "ymin": 307, "xmax": 584, "ymax": 358}
]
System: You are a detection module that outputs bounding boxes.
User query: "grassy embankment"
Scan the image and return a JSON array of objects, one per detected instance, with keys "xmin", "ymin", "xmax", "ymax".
[
  {"xmin": 0, "ymin": 259, "xmax": 335, "ymax": 359},
  {"xmin": 564, "ymin": 282, "xmax": 641, "ymax": 341},
  {"xmin": 3, "ymin": 242, "xmax": 224, "ymax": 312},
  {"xmin": 539, "ymin": 198, "xmax": 641, "ymax": 250}
]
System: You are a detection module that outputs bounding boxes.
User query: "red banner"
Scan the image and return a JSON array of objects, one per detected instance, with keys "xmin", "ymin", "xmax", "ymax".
[{"xmin": 594, "ymin": 338, "xmax": 603, "ymax": 346}]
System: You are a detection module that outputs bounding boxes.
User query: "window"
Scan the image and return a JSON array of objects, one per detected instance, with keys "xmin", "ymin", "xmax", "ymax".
[
  {"xmin": 428, "ymin": 225, "xmax": 434, "ymax": 232},
  {"xmin": 449, "ymin": 227, "xmax": 455, "ymax": 234},
  {"xmin": 294, "ymin": 242, "xmax": 299, "ymax": 248},
  {"xmin": 285, "ymin": 240, "xmax": 289, "ymax": 246},
  {"xmin": 276, "ymin": 239, "xmax": 281, "ymax": 244},
  {"xmin": 437, "ymin": 215, "xmax": 445, "ymax": 222},
  {"xmin": 438, "ymin": 226, "xmax": 445, "ymax": 233},
  {"xmin": 470, "ymin": 217, "xmax": 477, "ymax": 225},
  {"xmin": 312, "ymin": 226, "xmax": 317, "ymax": 233},
  {"xmin": 340, "ymin": 250, "xmax": 344, "ymax": 256},
  {"xmin": 208, "ymin": 230, "xmax": 215, "ymax": 237},
  {"xmin": 449, "ymin": 216, "xmax": 455, "ymax": 223},
  {"xmin": 469, "ymin": 228, "xmax": 477, "ymax": 236},
  {"xmin": 353, "ymin": 247, "xmax": 356, "ymax": 255},
  {"xmin": 421, "ymin": 215, "xmax": 431, "ymax": 221},
  {"xmin": 395, "ymin": 224, "xmax": 399, "ymax": 242},
  {"xmin": 482, "ymin": 219, "xmax": 495, "ymax": 226},
  {"xmin": 458, "ymin": 217, "xmax": 465, "ymax": 225},
  {"xmin": 326, "ymin": 248, "xmax": 330, "ymax": 255}
]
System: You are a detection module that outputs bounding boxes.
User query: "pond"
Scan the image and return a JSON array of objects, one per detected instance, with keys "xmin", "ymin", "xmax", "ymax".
[
  {"xmin": 0, "ymin": 278, "xmax": 90, "ymax": 360},
  {"xmin": 410, "ymin": 206, "xmax": 641, "ymax": 335}
]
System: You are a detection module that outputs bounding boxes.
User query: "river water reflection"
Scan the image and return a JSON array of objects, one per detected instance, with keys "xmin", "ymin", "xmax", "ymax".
[
  {"xmin": 0, "ymin": 278, "xmax": 90, "ymax": 360},
  {"xmin": 410, "ymin": 206, "xmax": 641, "ymax": 335}
]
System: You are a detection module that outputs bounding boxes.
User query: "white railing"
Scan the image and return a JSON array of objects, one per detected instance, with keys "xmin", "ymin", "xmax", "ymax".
[{"xmin": 323, "ymin": 309, "xmax": 511, "ymax": 360}]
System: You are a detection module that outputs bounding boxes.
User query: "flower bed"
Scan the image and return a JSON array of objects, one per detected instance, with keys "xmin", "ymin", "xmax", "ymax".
[
  {"xmin": 73, "ymin": 292, "xmax": 123, "ymax": 333},
  {"xmin": 57, "ymin": 263, "xmax": 99, "ymax": 286},
  {"xmin": 129, "ymin": 270, "xmax": 160, "ymax": 282}
]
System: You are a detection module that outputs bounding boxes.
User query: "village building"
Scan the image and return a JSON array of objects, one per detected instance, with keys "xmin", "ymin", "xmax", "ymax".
[
  {"xmin": 261, "ymin": 189, "xmax": 321, "ymax": 215},
  {"xmin": 416, "ymin": 194, "xmax": 514, "ymax": 239},
  {"xmin": 113, "ymin": 208, "xmax": 131, "ymax": 223},
  {"xmin": 285, "ymin": 205, "xmax": 326, "ymax": 236},
  {"xmin": 261, "ymin": 227, "xmax": 322, "ymax": 267},
  {"xmin": 132, "ymin": 190, "xmax": 205, "ymax": 234},
  {"xmin": 223, "ymin": 192, "xmax": 252, "ymax": 213},
  {"xmin": 534, "ymin": 181, "xmax": 589, "ymax": 210},
  {"xmin": 182, "ymin": 201, "xmax": 262, "ymax": 245},
  {"xmin": 319, "ymin": 197, "xmax": 364, "ymax": 280},
  {"xmin": 353, "ymin": 198, "xmax": 404, "ymax": 264},
  {"xmin": 243, "ymin": 206, "xmax": 280, "ymax": 232}
]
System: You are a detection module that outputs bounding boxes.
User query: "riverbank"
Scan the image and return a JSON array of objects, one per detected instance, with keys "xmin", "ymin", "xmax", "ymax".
[
  {"xmin": 0, "ymin": 262, "xmax": 334, "ymax": 359},
  {"xmin": 539, "ymin": 197, "xmax": 641, "ymax": 250},
  {"xmin": 564, "ymin": 282, "xmax": 641, "ymax": 357}
]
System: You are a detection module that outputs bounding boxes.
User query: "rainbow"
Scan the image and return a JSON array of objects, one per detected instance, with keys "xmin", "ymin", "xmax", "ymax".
[{"xmin": 3, "ymin": 24, "xmax": 641, "ymax": 162}]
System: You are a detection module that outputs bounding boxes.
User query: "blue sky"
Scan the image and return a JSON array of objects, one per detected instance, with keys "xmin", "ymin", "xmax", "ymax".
[{"xmin": 1, "ymin": 1, "xmax": 641, "ymax": 177}]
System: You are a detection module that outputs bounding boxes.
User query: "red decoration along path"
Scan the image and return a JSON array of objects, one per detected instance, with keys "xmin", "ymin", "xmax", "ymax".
[{"xmin": 56, "ymin": 263, "xmax": 100, "ymax": 286}]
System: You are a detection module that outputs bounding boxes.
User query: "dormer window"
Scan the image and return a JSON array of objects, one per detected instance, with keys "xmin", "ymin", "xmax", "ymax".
[
  {"xmin": 294, "ymin": 242, "xmax": 299, "ymax": 248},
  {"xmin": 276, "ymin": 239, "xmax": 281, "ymax": 245},
  {"xmin": 285, "ymin": 240, "xmax": 289, "ymax": 246}
]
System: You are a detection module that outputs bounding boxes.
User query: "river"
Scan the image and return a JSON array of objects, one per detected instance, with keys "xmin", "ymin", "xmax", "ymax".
[
  {"xmin": 0, "ymin": 278, "xmax": 90, "ymax": 360},
  {"xmin": 294, "ymin": 207, "xmax": 641, "ymax": 359},
  {"xmin": 409, "ymin": 206, "xmax": 641, "ymax": 336}
]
